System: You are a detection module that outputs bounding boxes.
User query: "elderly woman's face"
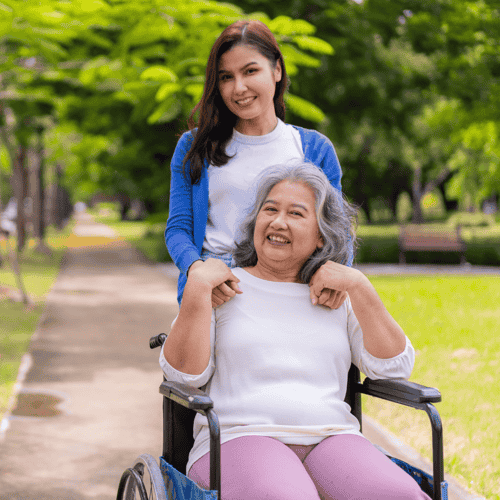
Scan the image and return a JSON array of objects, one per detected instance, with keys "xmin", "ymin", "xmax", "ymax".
[{"xmin": 253, "ymin": 180, "xmax": 324, "ymax": 276}]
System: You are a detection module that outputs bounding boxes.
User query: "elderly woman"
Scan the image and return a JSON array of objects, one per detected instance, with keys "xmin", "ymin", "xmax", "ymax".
[{"xmin": 160, "ymin": 162, "xmax": 429, "ymax": 500}]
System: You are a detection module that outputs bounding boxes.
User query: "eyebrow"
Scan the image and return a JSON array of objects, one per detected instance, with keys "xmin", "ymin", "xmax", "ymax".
[
  {"xmin": 263, "ymin": 199, "xmax": 309, "ymax": 212},
  {"xmin": 218, "ymin": 61, "xmax": 259, "ymax": 74}
]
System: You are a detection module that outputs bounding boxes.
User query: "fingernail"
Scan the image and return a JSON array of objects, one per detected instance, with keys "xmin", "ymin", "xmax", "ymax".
[{"xmin": 312, "ymin": 297, "xmax": 317, "ymax": 305}]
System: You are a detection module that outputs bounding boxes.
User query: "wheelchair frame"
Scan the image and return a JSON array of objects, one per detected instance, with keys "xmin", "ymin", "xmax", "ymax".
[{"xmin": 117, "ymin": 333, "xmax": 449, "ymax": 500}]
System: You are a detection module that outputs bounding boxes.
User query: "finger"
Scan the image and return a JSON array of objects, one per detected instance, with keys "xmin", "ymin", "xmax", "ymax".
[
  {"xmin": 226, "ymin": 279, "xmax": 243, "ymax": 294},
  {"xmin": 310, "ymin": 285, "xmax": 320, "ymax": 305},
  {"xmin": 317, "ymin": 289, "xmax": 333, "ymax": 306},
  {"xmin": 333, "ymin": 291, "xmax": 348, "ymax": 309},
  {"xmin": 211, "ymin": 296, "xmax": 225, "ymax": 308},
  {"xmin": 322, "ymin": 290, "xmax": 340, "ymax": 309},
  {"xmin": 217, "ymin": 282, "xmax": 237, "ymax": 298},
  {"xmin": 324, "ymin": 291, "xmax": 348, "ymax": 310},
  {"xmin": 212, "ymin": 288, "xmax": 227, "ymax": 301}
]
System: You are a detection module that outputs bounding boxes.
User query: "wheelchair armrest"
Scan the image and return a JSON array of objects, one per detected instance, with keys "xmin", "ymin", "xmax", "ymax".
[
  {"xmin": 362, "ymin": 378, "xmax": 441, "ymax": 406},
  {"xmin": 159, "ymin": 380, "xmax": 214, "ymax": 411}
]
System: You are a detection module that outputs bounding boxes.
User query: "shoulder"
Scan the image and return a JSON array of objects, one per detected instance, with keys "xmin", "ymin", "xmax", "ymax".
[
  {"xmin": 171, "ymin": 129, "xmax": 197, "ymax": 168},
  {"xmin": 176, "ymin": 129, "xmax": 196, "ymax": 152},
  {"xmin": 289, "ymin": 125, "xmax": 333, "ymax": 147}
]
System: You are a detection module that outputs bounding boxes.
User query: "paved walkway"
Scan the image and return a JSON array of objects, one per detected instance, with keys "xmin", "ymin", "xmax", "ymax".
[{"xmin": 0, "ymin": 212, "xmax": 486, "ymax": 499}]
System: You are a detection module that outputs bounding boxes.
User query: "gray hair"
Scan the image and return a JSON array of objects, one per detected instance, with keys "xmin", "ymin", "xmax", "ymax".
[{"xmin": 234, "ymin": 162, "xmax": 358, "ymax": 283}]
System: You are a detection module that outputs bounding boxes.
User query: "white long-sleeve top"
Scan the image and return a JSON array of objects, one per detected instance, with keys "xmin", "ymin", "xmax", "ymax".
[{"xmin": 160, "ymin": 268, "xmax": 415, "ymax": 474}]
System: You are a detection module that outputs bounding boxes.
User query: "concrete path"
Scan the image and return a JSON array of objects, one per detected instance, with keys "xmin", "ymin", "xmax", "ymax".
[{"xmin": 0, "ymin": 212, "xmax": 486, "ymax": 499}]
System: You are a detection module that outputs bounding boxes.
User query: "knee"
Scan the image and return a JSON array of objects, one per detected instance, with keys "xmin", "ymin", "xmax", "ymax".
[{"xmin": 388, "ymin": 480, "xmax": 431, "ymax": 500}]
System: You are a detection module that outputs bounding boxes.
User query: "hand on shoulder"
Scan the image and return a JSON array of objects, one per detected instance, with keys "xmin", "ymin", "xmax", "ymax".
[
  {"xmin": 188, "ymin": 258, "xmax": 238, "ymax": 289},
  {"xmin": 309, "ymin": 261, "xmax": 367, "ymax": 307}
]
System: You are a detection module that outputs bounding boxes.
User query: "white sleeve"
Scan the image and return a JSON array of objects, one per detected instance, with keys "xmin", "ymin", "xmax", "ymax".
[
  {"xmin": 159, "ymin": 311, "xmax": 216, "ymax": 388},
  {"xmin": 346, "ymin": 298, "xmax": 415, "ymax": 380}
]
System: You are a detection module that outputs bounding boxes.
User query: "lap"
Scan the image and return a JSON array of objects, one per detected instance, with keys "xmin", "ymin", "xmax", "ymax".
[
  {"xmin": 189, "ymin": 436, "xmax": 320, "ymax": 500},
  {"xmin": 188, "ymin": 434, "xmax": 430, "ymax": 500}
]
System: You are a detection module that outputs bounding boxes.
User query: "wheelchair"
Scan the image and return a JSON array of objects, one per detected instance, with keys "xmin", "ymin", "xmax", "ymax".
[{"xmin": 116, "ymin": 333, "xmax": 449, "ymax": 500}]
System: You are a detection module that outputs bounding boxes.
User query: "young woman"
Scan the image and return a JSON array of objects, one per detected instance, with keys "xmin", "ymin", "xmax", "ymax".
[{"xmin": 166, "ymin": 19, "xmax": 351, "ymax": 307}]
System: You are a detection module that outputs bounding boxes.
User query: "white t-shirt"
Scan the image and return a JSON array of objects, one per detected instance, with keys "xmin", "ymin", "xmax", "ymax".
[
  {"xmin": 203, "ymin": 119, "xmax": 303, "ymax": 254},
  {"xmin": 160, "ymin": 268, "xmax": 415, "ymax": 474}
]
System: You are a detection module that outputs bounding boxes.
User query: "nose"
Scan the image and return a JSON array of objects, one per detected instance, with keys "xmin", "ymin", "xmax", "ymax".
[
  {"xmin": 270, "ymin": 212, "xmax": 287, "ymax": 229},
  {"xmin": 234, "ymin": 75, "xmax": 247, "ymax": 94}
]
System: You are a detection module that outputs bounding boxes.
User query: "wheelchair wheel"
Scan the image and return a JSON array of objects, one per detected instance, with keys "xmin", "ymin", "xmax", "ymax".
[{"xmin": 116, "ymin": 453, "xmax": 168, "ymax": 500}]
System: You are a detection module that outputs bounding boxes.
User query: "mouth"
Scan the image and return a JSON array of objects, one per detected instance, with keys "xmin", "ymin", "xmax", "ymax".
[
  {"xmin": 235, "ymin": 96, "xmax": 257, "ymax": 107},
  {"xmin": 266, "ymin": 234, "xmax": 290, "ymax": 245}
]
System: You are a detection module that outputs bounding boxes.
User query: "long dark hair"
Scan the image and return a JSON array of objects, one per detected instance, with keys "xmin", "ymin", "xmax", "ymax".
[{"xmin": 183, "ymin": 19, "xmax": 288, "ymax": 184}]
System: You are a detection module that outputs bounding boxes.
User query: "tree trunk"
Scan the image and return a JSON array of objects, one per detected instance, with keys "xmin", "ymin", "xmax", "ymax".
[
  {"xmin": 13, "ymin": 144, "xmax": 28, "ymax": 251},
  {"xmin": 411, "ymin": 167, "xmax": 424, "ymax": 223},
  {"xmin": 33, "ymin": 132, "xmax": 51, "ymax": 255}
]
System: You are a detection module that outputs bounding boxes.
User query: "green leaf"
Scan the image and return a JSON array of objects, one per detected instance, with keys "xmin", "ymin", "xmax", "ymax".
[
  {"xmin": 280, "ymin": 45, "xmax": 321, "ymax": 68},
  {"xmin": 285, "ymin": 94, "xmax": 325, "ymax": 123},
  {"xmin": 147, "ymin": 96, "xmax": 181, "ymax": 124},
  {"xmin": 140, "ymin": 66, "xmax": 178, "ymax": 83},
  {"xmin": 184, "ymin": 83, "xmax": 204, "ymax": 101},
  {"xmin": 268, "ymin": 16, "xmax": 316, "ymax": 36},
  {"xmin": 156, "ymin": 83, "xmax": 181, "ymax": 101},
  {"xmin": 293, "ymin": 36, "xmax": 334, "ymax": 56}
]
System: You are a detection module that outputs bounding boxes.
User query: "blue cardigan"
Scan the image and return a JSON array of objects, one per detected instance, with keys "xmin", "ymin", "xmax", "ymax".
[{"xmin": 165, "ymin": 125, "xmax": 348, "ymax": 304}]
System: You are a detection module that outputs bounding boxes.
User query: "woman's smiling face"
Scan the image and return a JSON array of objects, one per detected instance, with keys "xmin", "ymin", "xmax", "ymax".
[
  {"xmin": 218, "ymin": 44, "xmax": 282, "ymax": 135},
  {"xmin": 252, "ymin": 180, "xmax": 324, "ymax": 281}
]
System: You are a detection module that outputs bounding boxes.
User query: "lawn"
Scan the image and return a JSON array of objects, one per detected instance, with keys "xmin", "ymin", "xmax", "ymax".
[
  {"xmin": 0, "ymin": 227, "xmax": 70, "ymax": 422},
  {"xmin": 364, "ymin": 275, "xmax": 500, "ymax": 500}
]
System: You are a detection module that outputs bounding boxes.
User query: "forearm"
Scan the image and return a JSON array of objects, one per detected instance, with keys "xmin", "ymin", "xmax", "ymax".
[
  {"xmin": 348, "ymin": 275, "xmax": 407, "ymax": 359},
  {"xmin": 162, "ymin": 280, "xmax": 213, "ymax": 375}
]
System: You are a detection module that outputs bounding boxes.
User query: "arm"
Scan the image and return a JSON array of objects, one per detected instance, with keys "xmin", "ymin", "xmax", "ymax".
[
  {"xmin": 162, "ymin": 259, "xmax": 240, "ymax": 375},
  {"xmin": 309, "ymin": 262, "xmax": 406, "ymax": 359},
  {"xmin": 165, "ymin": 132, "xmax": 201, "ymax": 276}
]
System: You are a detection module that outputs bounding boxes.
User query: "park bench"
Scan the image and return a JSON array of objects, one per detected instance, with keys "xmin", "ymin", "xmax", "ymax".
[{"xmin": 399, "ymin": 224, "xmax": 467, "ymax": 264}]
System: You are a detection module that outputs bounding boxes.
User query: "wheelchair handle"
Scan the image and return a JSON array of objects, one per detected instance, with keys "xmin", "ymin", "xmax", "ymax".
[{"xmin": 149, "ymin": 333, "xmax": 167, "ymax": 349}]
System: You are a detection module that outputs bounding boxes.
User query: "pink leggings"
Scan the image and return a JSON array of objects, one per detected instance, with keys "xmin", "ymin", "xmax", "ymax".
[{"xmin": 188, "ymin": 435, "xmax": 431, "ymax": 500}]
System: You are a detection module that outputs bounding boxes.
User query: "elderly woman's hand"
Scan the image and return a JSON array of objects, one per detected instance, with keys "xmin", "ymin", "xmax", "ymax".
[
  {"xmin": 308, "ymin": 261, "xmax": 363, "ymax": 308},
  {"xmin": 189, "ymin": 259, "xmax": 242, "ymax": 307}
]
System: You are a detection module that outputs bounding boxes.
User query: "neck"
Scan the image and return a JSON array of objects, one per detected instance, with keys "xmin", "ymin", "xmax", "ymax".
[
  {"xmin": 235, "ymin": 116, "xmax": 278, "ymax": 136},
  {"xmin": 244, "ymin": 261, "xmax": 302, "ymax": 283}
]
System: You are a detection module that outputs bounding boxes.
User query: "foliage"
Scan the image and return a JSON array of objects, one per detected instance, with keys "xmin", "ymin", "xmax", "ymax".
[
  {"xmin": 234, "ymin": 0, "xmax": 500, "ymax": 220},
  {"xmin": 0, "ymin": 0, "xmax": 335, "ymax": 213}
]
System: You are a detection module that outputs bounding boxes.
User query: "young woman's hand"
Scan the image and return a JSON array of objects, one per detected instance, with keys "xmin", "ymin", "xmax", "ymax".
[
  {"xmin": 308, "ymin": 261, "xmax": 364, "ymax": 308},
  {"xmin": 189, "ymin": 259, "xmax": 242, "ymax": 307}
]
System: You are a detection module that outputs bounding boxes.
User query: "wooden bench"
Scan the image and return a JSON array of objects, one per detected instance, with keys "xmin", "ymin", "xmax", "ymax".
[{"xmin": 399, "ymin": 225, "xmax": 467, "ymax": 264}]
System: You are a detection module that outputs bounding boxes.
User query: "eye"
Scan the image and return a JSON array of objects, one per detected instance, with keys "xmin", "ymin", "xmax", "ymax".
[
  {"xmin": 291, "ymin": 211, "xmax": 304, "ymax": 217},
  {"xmin": 262, "ymin": 206, "xmax": 277, "ymax": 212},
  {"xmin": 246, "ymin": 67, "xmax": 258, "ymax": 75},
  {"xmin": 219, "ymin": 73, "xmax": 232, "ymax": 82}
]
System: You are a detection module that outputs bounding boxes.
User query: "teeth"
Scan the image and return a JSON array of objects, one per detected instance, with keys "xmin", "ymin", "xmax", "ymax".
[
  {"xmin": 236, "ymin": 97, "xmax": 254, "ymax": 105},
  {"xmin": 268, "ymin": 235, "xmax": 289, "ymax": 244}
]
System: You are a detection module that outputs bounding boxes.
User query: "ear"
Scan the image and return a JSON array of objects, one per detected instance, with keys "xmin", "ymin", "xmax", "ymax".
[
  {"xmin": 317, "ymin": 232, "xmax": 324, "ymax": 249},
  {"xmin": 274, "ymin": 59, "xmax": 282, "ymax": 83}
]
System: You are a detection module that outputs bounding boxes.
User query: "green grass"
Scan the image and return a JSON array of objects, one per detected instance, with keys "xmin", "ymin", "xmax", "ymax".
[
  {"xmin": 0, "ymin": 226, "xmax": 70, "ymax": 420},
  {"xmin": 364, "ymin": 275, "xmax": 500, "ymax": 499}
]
